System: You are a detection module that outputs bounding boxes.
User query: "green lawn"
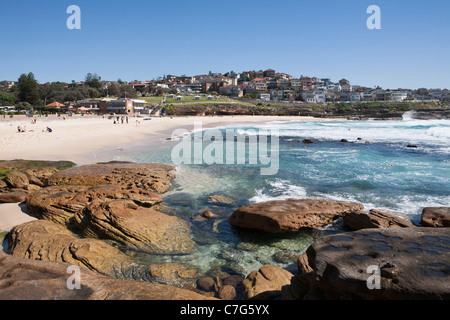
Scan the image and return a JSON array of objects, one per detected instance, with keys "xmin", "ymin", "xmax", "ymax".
[{"xmin": 139, "ymin": 96, "xmax": 164, "ymax": 104}]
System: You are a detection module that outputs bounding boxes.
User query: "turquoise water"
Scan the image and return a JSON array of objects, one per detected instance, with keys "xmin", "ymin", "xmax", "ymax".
[{"xmin": 122, "ymin": 118, "xmax": 450, "ymax": 277}]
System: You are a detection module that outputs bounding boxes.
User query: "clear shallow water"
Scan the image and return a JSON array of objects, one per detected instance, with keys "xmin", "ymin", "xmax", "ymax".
[{"xmin": 121, "ymin": 117, "xmax": 450, "ymax": 278}]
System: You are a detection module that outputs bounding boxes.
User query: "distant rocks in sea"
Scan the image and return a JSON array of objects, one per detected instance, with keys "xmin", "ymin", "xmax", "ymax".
[
  {"xmin": 421, "ymin": 207, "xmax": 450, "ymax": 228},
  {"xmin": 229, "ymin": 198, "xmax": 364, "ymax": 233},
  {"xmin": 344, "ymin": 209, "xmax": 415, "ymax": 230}
]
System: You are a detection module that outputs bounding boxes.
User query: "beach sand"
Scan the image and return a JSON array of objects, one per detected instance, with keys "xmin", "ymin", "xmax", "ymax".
[
  {"xmin": 0, "ymin": 203, "xmax": 36, "ymax": 232},
  {"xmin": 0, "ymin": 114, "xmax": 317, "ymax": 232}
]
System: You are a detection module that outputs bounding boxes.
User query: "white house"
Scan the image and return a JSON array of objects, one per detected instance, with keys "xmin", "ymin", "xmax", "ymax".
[
  {"xmin": 259, "ymin": 93, "xmax": 271, "ymax": 101},
  {"xmin": 391, "ymin": 91, "xmax": 408, "ymax": 102}
]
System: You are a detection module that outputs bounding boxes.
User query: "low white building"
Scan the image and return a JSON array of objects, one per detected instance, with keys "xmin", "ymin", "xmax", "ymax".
[
  {"xmin": 259, "ymin": 93, "xmax": 271, "ymax": 101},
  {"xmin": 391, "ymin": 91, "xmax": 408, "ymax": 102},
  {"xmin": 327, "ymin": 83, "xmax": 341, "ymax": 91}
]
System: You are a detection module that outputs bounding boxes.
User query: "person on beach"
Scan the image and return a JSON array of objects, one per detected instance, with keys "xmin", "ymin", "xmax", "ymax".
[{"xmin": 126, "ymin": 116, "xmax": 128, "ymax": 124}]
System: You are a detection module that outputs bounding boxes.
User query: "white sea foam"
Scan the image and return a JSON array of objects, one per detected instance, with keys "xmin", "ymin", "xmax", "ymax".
[
  {"xmin": 250, "ymin": 179, "xmax": 307, "ymax": 203},
  {"xmin": 235, "ymin": 119, "xmax": 450, "ymax": 155}
]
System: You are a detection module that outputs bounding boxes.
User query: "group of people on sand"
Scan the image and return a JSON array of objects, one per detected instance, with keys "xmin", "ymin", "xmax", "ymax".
[
  {"xmin": 17, "ymin": 125, "xmax": 52, "ymax": 133},
  {"xmin": 113, "ymin": 116, "xmax": 129, "ymax": 125}
]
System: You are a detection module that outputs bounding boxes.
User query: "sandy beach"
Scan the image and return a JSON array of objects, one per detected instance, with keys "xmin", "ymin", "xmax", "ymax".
[{"xmin": 0, "ymin": 114, "xmax": 317, "ymax": 231}]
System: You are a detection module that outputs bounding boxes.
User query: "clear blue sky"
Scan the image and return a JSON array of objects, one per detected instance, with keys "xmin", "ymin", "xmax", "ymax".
[{"xmin": 1, "ymin": 0, "xmax": 449, "ymax": 89}]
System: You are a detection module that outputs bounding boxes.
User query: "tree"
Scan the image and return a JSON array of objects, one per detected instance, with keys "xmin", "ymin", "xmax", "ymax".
[
  {"xmin": 119, "ymin": 85, "xmax": 138, "ymax": 99},
  {"xmin": 85, "ymin": 73, "xmax": 102, "ymax": 89},
  {"xmin": 0, "ymin": 91, "xmax": 17, "ymax": 105},
  {"xmin": 18, "ymin": 72, "xmax": 40, "ymax": 105},
  {"xmin": 107, "ymin": 82, "xmax": 120, "ymax": 97}
]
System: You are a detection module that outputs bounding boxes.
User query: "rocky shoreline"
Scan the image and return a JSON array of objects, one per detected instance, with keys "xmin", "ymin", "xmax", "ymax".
[
  {"xmin": 0, "ymin": 160, "xmax": 449, "ymax": 300},
  {"xmin": 166, "ymin": 103, "xmax": 450, "ymax": 120}
]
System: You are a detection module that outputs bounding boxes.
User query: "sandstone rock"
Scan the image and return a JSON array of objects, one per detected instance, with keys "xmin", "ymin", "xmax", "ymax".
[
  {"xmin": 344, "ymin": 209, "xmax": 414, "ymax": 231},
  {"xmin": 292, "ymin": 227, "xmax": 450, "ymax": 300},
  {"xmin": 24, "ymin": 184, "xmax": 41, "ymax": 192},
  {"xmin": 0, "ymin": 251, "xmax": 214, "ymax": 300},
  {"xmin": 76, "ymin": 200, "xmax": 195, "ymax": 254},
  {"xmin": 242, "ymin": 265, "xmax": 294, "ymax": 300},
  {"xmin": 21, "ymin": 166, "xmax": 59, "ymax": 179},
  {"xmin": 197, "ymin": 277, "xmax": 216, "ymax": 292},
  {"xmin": 0, "ymin": 179, "xmax": 7, "ymax": 189},
  {"xmin": 26, "ymin": 185, "xmax": 163, "ymax": 229},
  {"xmin": 0, "ymin": 191, "xmax": 28, "ymax": 203},
  {"xmin": 193, "ymin": 209, "xmax": 216, "ymax": 222},
  {"xmin": 5, "ymin": 171, "xmax": 29, "ymax": 189},
  {"xmin": 421, "ymin": 207, "xmax": 450, "ymax": 228},
  {"xmin": 147, "ymin": 263, "xmax": 198, "ymax": 287},
  {"xmin": 209, "ymin": 195, "xmax": 234, "ymax": 205},
  {"xmin": 297, "ymin": 252, "xmax": 313, "ymax": 275},
  {"xmin": 218, "ymin": 285, "xmax": 236, "ymax": 300},
  {"xmin": 222, "ymin": 275, "xmax": 243, "ymax": 288},
  {"xmin": 24, "ymin": 173, "xmax": 46, "ymax": 187},
  {"xmin": 48, "ymin": 162, "xmax": 176, "ymax": 194},
  {"xmin": 230, "ymin": 199, "xmax": 364, "ymax": 233},
  {"xmin": 8, "ymin": 220, "xmax": 132, "ymax": 277}
]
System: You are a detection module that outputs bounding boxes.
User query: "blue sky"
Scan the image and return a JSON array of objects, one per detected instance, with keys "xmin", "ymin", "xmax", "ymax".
[{"xmin": 1, "ymin": 0, "xmax": 449, "ymax": 89}]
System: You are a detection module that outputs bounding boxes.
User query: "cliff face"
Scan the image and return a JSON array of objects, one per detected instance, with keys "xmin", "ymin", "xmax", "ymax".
[{"xmin": 166, "ymin": 103, "xmax": 450, "ymax": 120}]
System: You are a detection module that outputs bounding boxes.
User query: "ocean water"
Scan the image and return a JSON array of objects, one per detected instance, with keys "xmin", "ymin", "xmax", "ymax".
[{"xmin": 122, "ymin": 115, "xmax": 450, "ymax": 278}]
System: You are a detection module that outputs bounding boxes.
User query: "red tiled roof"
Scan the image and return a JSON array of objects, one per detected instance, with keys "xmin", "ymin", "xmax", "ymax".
[{"xmin": 46, "ymin": 101, "xmax": 65, "ymax": 107}]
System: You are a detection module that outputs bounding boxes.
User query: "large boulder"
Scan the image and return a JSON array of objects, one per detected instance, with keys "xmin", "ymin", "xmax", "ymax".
[
  {"xmin": 242, "ymin": 265, "xmax": 294, "ymax": 300},
  {"xmin": 344, "ymin": 209, "xmax": 415, "ymax": 231},
  {"xmin": 8, "ymin": 220, "xmax": 133, "ymax": 277},
  {"xmin": 290, "ymin": 227, "xmax": 450, "ymax": 300},
  {"xmin": 26, "ymin": 185, "xmax": 162, "ymax": 229},
  {"xmin": 229, "ymin": 198, "xmax": 364, "ymax": 233},
  {"xmin": 0, "ymin": 191, "xmax": 28, "ymax": 203},
  {"xmin": 0, "ymin": 251, "xmax": 214, "ymax": 300},
  {"xmin": 47, "ymin": 162, "xmax": 176, "ymax": 194},
  {"xmin": 75, "ymin": 200, "xmax": 195, "ymax": 254},
  {"xmin": 5, "ymin": 171, "xmax": 29, "ymax": 189},
  {"xmin": 421, "ymin": 207, "xmax": 450, "ymax": 228}
]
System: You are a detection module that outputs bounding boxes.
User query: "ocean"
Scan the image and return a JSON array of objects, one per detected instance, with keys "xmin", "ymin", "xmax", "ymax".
[{"xmin": 121, "ymin": 114, "xmax": 450, "ymax": 277}]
